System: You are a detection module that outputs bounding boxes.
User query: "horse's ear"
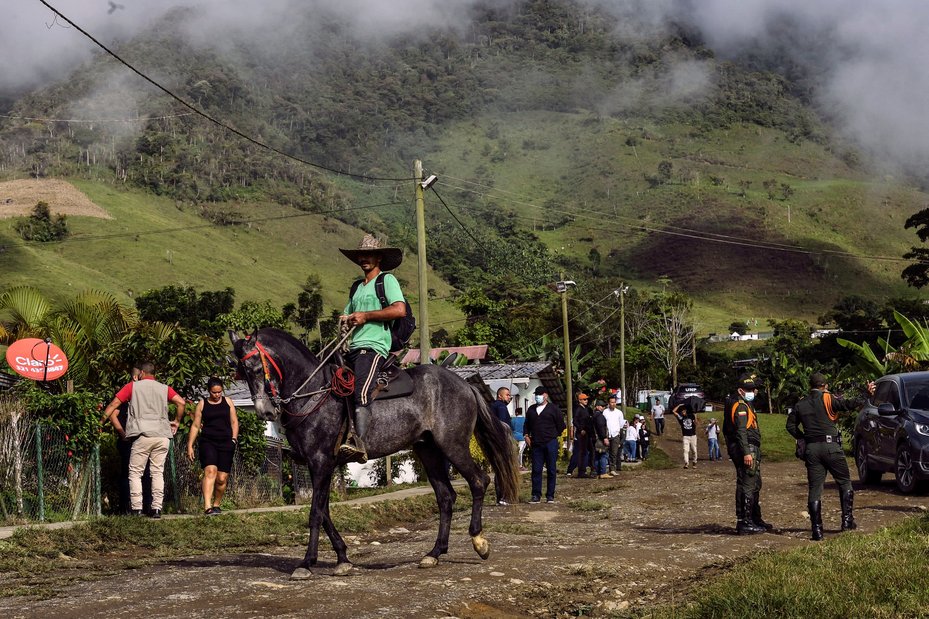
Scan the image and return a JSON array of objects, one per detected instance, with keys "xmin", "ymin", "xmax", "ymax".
[{"xmin": 250, "ymin": 328, "xmax": 259, "ymax": 340}]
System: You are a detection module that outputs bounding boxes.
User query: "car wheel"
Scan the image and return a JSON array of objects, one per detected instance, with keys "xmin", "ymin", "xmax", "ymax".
[
  {"xmin": 894, "ymin": 444, "xmax": 917, "ymax": 494},
  {"xmin": 856, "ymin": 441, "xmax": 882, "ymax": 485}
]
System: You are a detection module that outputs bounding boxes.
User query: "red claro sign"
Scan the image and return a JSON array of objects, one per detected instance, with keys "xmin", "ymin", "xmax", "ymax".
[{"xmin": 5, "ymin": 338, "xmax": 69, "ymax": 381}]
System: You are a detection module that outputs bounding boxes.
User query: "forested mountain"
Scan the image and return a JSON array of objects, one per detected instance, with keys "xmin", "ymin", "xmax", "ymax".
[{"xmin": 1, "ymin": 0, "xmax": 925, "ymax": 332}]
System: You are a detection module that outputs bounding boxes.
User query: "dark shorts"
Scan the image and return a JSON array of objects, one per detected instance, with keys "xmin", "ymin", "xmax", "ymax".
[{"xmin": 199, "ymin": 438, "xmax": 235, "ymax": 473}]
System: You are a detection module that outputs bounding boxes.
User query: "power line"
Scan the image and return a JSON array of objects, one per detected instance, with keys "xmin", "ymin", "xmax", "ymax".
[
  {"xmin": 1, "ymin": 112, "xmax": 194, "ymax": 124},
  {"xmin": 429, "ymin": 187, "xmax": 489, "ymax": 258},
  {"xmin": 434, "ymin": 179, "xmax": 925, "ymax": 265},
  {"xmin": 2, "ymin": 200, "xmax": 405, "ymax": 246},
  {"xmin": 35, "ymin": 0, "xmax": 415, "ymax": 184}
]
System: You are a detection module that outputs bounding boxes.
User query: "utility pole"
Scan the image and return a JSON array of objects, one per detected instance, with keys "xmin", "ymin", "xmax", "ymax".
[
  {"xmin": 616, "ymin": 284, "xmax": 629, "ymax": 410},
  {"xmin": 414, "ymin": 160, "xmax": 431, "ymax": 365},
  {"xmin": 557, "ymin": 277, "xmax": 576, "ymax": 433}
]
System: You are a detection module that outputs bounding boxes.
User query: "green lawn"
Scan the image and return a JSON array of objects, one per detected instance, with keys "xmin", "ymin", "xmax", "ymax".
[
  {"xmin": 656, "ymin": 512, "xmax": 929, "ymax": 619},
  {"xmin": 697, "ymin": 411, "xmax": 796, "ymax": 462}
]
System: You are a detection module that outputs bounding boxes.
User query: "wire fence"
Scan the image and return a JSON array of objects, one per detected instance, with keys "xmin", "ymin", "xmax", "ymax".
[{"xmin": 0, "ymin": 410, "xmax": 314, "ymax": 525}]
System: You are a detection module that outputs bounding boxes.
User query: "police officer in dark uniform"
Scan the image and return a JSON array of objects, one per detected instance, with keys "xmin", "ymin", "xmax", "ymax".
[
  {"xmin": 786, "ymin": 372, "xmax": 875, "ymax": 541},
  {"xmin": 723, "ymin": 373, "xmax": 769, "ymax": 535}
]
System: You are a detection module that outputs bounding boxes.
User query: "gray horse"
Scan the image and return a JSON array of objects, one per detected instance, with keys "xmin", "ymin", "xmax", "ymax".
[{"xmin": 232, "ymin": 328, "xmax": 521, "ymax": 579}]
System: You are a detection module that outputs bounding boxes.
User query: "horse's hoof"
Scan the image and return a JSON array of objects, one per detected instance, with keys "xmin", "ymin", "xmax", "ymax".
[
  {"xmin": 333, "ymin": 562, "xmax": 353, "ymax": 576},
  {"xmin": 419, "ymin": 556, "xmax": 439, "ymax": 569},
  {"xmin": 290, "ymin": 567, "xmax": 313, "ymax": 580},
  {"xmin": 472, "ymin": 534, "xmax": 490, "ymax": 560}
]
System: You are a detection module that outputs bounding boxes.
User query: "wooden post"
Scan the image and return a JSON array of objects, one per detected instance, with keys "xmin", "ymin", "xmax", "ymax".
[
  {"xmin": 560, "ymin": 274, "xmax": 573, "ymax": 436},
  {"xmin": 620, "ymin": 286, "xmax": 626, "ymax": 411},
  {"xmin": 415, "ymin": 160, "xmax": 431, "ymax": 364},
  {"xmin": 35, "ymin": 420, "xmax": 45, "ymax": 522}
]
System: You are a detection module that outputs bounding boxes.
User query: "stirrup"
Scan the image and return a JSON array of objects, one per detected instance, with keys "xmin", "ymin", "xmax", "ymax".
[{"xmin": 339, "ymin": 434, "xmax": 368, "ymax": 464}]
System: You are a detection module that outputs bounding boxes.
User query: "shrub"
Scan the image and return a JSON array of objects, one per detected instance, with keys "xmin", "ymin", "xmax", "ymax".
[{"xmin": 14, "ymin": 201, "xmax": 69, "ymax": 242}]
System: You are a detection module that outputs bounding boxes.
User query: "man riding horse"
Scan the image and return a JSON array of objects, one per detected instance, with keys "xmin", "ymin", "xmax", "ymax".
[{"xmin": 338, "ymin": 233, "xmax": 407, "ymax": 463}]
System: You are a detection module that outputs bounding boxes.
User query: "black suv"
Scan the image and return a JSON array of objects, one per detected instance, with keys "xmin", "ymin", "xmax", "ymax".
[
  {"xmin": 853, "ymin": 371, "xmax": 929, "ymax": 493},
  {"xmin": 668, "ymin": 383, "xmax": 705, "ymax": 410}
]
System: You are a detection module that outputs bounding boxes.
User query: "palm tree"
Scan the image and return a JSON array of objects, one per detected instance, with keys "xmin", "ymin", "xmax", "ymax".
[{"xmin": 0, "ymin": 286, "xmax": 139, "ymax": 389}]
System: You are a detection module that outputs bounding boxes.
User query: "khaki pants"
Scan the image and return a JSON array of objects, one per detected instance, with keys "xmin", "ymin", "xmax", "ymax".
[
  {"xmin": 682, "ymin": 435, "xmax": 698, "ymax": 465},
  {"xmin": 129, "ymin": 435, "xmax": 170, "ymax": 510}
]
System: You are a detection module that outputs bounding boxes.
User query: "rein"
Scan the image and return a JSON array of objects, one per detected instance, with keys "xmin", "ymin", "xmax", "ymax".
[{"xmin": 240, "ymin": 329, "xmax": 356, "ymax": 425}]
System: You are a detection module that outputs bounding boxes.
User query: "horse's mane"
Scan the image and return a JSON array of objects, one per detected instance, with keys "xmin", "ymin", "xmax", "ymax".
[{"xmin": 258, "ymin": 327, "xmax": 321, "ymax": 366}]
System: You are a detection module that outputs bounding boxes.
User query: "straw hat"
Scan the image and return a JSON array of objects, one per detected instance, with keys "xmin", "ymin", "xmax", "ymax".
[{"xmin": 339, "ymin": 233, "xmax": 403, "ymax": 272}]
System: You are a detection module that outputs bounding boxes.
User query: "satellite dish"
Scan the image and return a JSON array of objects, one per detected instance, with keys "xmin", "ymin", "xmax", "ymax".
[{"xmin": 5, "ymin": 338, "xmax": 69, "ymax": 381}]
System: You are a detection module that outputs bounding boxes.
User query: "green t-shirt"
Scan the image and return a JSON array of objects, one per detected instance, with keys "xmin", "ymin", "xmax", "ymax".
[{"xmin": 344, "ymin": 273, "xmax": 405, "ymax": 358}]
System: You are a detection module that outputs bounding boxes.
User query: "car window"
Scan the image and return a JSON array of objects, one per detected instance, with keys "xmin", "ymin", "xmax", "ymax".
[
  {"xmin": 872, "ymin": 381, "xmax": 900, "ymax": 408},
  {"xmin": 903, "ymin": 378, "xmax": 929, "ymax": 410}
]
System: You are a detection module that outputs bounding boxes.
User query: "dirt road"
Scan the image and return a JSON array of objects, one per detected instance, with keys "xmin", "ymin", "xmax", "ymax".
[{"xmin": 3, "ymin": 434, "xmax": 926, "ymax": 618}]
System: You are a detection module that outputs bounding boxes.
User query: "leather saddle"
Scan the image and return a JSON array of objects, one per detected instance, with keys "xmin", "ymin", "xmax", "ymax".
[{"xmin": 370, "ymin": 355, "xmax": 414, "ymax": 401}]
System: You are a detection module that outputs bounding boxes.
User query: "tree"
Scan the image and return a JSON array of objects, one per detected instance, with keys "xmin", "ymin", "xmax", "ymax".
[
  {"xmin": 820, "ymin": 295, "xmax": 884, "ymax": 334},
  {"xmin": 14, "ymin": 201, "xmax": 68, "ymax": 242},
  {"xmin": 640, "ymin": 291, "xmax": 695, "ymax": 387},
  {"xmin": 657, "ymin": 160, "xmax": 673, "ymax": 184},
  {"xmin": 902, "ymin": 207, "xmax": 929, "ymax": 288},
  {"xmin": 218, "ymin": 300, "xmax": 289, "ymax": 333},
  {"xmin": 0, "ymin": 287, "xmax": 135, "ymax": 390},
  {"xmin": 134, "ymin": 285, "xmax": 235, "ymax": 336},
  {"xmin": 729, "ymin": 320, "xmax": 749, "ymax": 334},
  {"xmin": 282, "ymin": 274, "xmax": 324, "ymax": 339}
]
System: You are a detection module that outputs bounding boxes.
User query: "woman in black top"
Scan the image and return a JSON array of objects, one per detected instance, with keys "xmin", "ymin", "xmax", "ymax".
[{"xmin": 187, "ymin": 377, "xmax": 239, "ymax": 515}]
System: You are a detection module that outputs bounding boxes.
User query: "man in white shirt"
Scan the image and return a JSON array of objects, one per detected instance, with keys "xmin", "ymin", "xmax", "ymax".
[
  {"xmin": 602, "ymin": 395, "xmax": 624, "ymax": 475},
  {"xmin": 650, "ymin": 398, "xmax": 666, "ymax": 436}
]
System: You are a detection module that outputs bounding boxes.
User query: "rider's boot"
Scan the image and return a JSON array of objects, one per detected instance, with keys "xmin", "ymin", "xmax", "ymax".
[{"xmin": 339, "ymin": 406, "xmax": 370, "ymax": 464}]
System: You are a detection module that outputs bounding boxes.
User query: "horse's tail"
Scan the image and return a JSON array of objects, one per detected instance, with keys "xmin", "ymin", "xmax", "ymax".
[{"xmin": 470, "ymin": 386, "xmax": 521, "ymax": 503}]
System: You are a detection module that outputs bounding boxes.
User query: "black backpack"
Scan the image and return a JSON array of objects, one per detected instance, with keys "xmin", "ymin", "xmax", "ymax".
[{"xmin": 348, "ymin": 273, "xmax": 416, "ymax": 352}]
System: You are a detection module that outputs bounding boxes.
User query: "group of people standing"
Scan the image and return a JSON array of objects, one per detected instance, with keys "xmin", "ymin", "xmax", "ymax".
[
  {"xmin": 492, "ymin": 385, "xmax": 660, "ymax": 505},
  {"xmin": 102, "ymin": 363, "xmax": 239, "ymax": 518},
  {"xmin": 492, "ymin": 368, "xmax": 876, "ymax": 543},
  {"xmin": 568, "ymin": 392, "xmax": 652, "ymax": 480}
]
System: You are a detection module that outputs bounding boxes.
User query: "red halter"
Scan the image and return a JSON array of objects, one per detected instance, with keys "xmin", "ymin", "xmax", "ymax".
[{"xmin": 242, "ymin": 340, "xmax": 283, "ymax": 397}]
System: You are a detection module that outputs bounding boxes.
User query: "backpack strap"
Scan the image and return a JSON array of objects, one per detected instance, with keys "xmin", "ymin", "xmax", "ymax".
[
  {"xmin": 374, "ymin": 273, "xmax": 390, "ymax": 331},
  {"xmin": 348, "ymin": 278, "xmax": 364, "ymax": 307},
  {"xmin": 374, "ymin": 272, "xmax": 389, "ymax": 309}
]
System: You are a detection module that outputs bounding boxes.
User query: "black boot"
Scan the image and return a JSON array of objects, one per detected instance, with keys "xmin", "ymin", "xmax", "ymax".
[
  {"xmin": 339, "ymin": 406, "xmax": 370, "ymax": 464},
  {"xmin": 737, "ymin": 494, "xmax": 764, "ymax": 535},
  {"xmin": 752, "ymin": 497, "xmax": 774, "ymax": 531},
  {"xmin": 809, "ymin": 500, "xmax": 823, "ymax": 541},
  {"xmin": 840, "ymin": 489, "xmax": 857, "ymax": 531}
]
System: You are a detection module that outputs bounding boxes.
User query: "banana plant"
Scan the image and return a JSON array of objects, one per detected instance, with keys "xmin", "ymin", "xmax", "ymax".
[{"xmin": 838, "ymin": 310, "xmax": 929, "ymax": 376}]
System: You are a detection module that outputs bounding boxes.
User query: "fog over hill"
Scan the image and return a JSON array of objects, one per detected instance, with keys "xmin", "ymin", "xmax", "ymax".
[{"xmin": 4, "ymin": 1, "xmax": 929, "ymax": 170}]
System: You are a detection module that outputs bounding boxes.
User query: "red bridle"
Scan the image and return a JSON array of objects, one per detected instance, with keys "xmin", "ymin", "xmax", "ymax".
[{"xmin": 242, "ymin": 340, "xmax": 283, "ymax": 397}]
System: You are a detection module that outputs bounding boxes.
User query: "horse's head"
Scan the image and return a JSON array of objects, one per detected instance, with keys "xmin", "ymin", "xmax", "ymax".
[{"xmin": 231, "ymin": 330, "xmax": 282, "ymax": 421}]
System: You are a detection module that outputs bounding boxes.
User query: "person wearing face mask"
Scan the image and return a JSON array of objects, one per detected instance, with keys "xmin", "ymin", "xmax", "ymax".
[
  {"xmin": 524, "ymin": 385, "xmax": 565, "ymax": 504},
  {"xmin": 723, "ymin": 373, "xmax": 767, "ymax": 535}
]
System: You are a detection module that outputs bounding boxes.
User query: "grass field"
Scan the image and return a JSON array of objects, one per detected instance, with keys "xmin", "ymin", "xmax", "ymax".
[
  {"xmin": 0, "ymin": 179, "xmax": 463, "ymax": 333},
  {"xmin": 428, "ymin": 111, "xmax": 924, "ymax": 333},
  {"xmin": 656, "ymin": 512, "xmax": 929, "ymax": 619}
]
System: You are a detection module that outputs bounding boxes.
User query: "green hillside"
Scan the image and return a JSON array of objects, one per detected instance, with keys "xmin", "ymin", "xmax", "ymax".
[
  {"xmin": 426, "ymin": 112, "xmax": 923, "ymax": 329},
  {"xmin": 0, "ymin": 180, "xmax": 462, "ymax": 334},
  {"xmin": 1, "ymin": 0, "xmax": 927, "ymax": 336}
]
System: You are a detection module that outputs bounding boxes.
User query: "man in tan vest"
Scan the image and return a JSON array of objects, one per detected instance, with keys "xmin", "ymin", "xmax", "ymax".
[{"xmin": 104, "ymin": 361, "xmax": 185, "ymax": 518}]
